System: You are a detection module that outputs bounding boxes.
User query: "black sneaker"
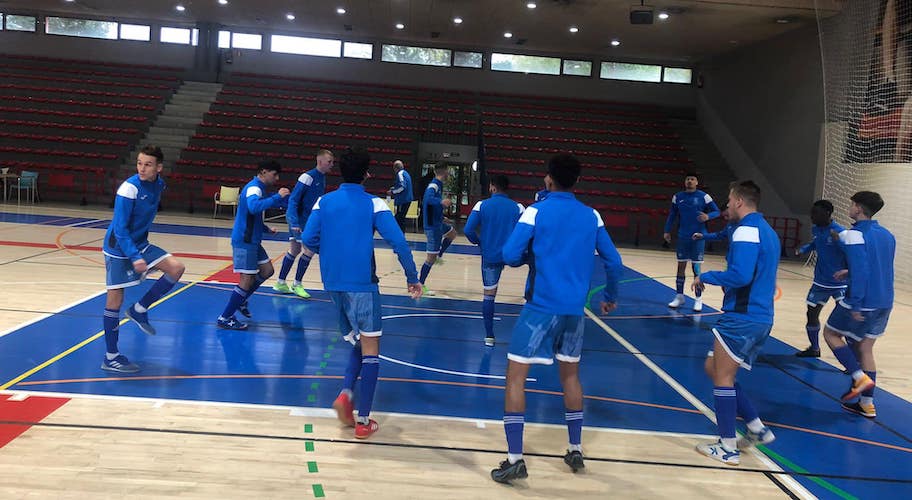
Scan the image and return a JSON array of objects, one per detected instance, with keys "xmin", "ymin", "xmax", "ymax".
[
  {"xmin": 238, "ymin": 300, "xmax": 251, "ymax": 318},
  {"xmin": 841, "ymin": 401, "xmax": 876, "ymax": 418},
  {"xmin": 491, "ymin": 459, "xmax": 528, "ymax": 484},
  {"xmin": 563, "ymin": 450, "xmax": 585, "ymax": 472},
  {"xmin": 795, "ymin": 347, "xmax": 820, "ymax": 358}
]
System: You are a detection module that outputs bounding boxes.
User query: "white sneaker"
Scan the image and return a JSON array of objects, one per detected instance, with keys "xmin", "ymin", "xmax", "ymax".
[
  {"xmin": 696, "ymin": 440, "xmax": 740, "ymax": 466},
  {"xmin": 668, "ymin": 294, "xmax": 685, "ymax": 308},
  {"xmin": 693, "ymin": 298, "xmax": 703, "ymax": 312}
]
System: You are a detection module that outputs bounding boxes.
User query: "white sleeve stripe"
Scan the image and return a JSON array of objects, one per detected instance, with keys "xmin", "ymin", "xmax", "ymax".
[
  {"xmin": 312, "ymin": 197, "xmax": 322, "ymax": 210},
  {"xmin": 671, "ymin": 194, "xmax": 677, "ymax": 203},
  {"xmin": 398, "ymin": 171, "xmax": 406, "ymax": 182},
  {"xmin": 299, "ymin": 173, "xmax": 314, "ymax": 186},
  {"xmin": 840, "ymin": 229, "xmax": 865, "ymax": 245},
  {"xmin": 593, "ymin": 209, "xmax": 605, "ymax": 228},
  {"xmin": 472, "ymin": 201, "xmax": 483, "ymax": 212},
  {"xmin": 732, "ymin": 226, "xmax": 760, "ymax": 243},
  {"xmin": 427, "ymin": 183, "xmax": 439, "ymax": 192},
  {"xmin": 245, "ymin": 186, "xmax": 263, "ymax": 198},
  {"xmin": 517, "ymin": 203, "xmax": 525, "ymax": 214},
  {"xmin": 372, "ymin": 197, "xmax": 391, "ymax": 213},
  {"xmin": 518, "ymin": 205, "xmax": 538, "ymax": 226},
  {"xmin": 116, "ymin": 182, "xmax": 138, "ymax": 199},
  {"xmin": 704, "ymin": 193, "xmax": 713, "ymax": 204}
]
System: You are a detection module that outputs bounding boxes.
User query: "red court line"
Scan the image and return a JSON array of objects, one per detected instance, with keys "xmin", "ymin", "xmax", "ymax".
[
  {"xmin": 0, "ymin": 240, "xmax": 230, "ymax": 261},
  {"xmin": 0, "ymin": 394, "xmax": 69, "ymax": 448}
]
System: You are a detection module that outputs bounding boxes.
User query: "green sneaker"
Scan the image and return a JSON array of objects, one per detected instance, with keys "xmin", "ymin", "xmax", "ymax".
[
  {"xmin": 293, "ymin": 284, "xmax": 311, "ymax": 299},
  {"xmin": 422, "ymin": 285, "xmax": 435, "ymax": 296},
  {"xmin": 273, "ymin": 282, "xmax": 292, "ymax": 294},
  {"xmin": 435, "ymin": 257, "xmax": 445, "ymax": 265}
]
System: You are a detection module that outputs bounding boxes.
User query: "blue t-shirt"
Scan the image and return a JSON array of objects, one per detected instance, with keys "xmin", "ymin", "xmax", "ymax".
[
  {"xmin": 664, "ymin": 190, "xmax": 721, "ymax": 238},
  {"xmin": 103, "ymin": 174, "xmax": 165, "ymax": 262}
]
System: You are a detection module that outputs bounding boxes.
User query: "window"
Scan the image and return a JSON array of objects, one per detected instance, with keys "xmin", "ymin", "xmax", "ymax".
[
  {"xmin": 600, "ymin": 62, "xmax": 662, "ymax": 83},
  {"xmin": 6, "ymin": 14, "xmax": 36, "ymax": 32},
  {"xmin": 0, "ymin": 14, "xmax": 4, "ymax": 31},
  {"xmin": 160, "ymin": 26, "xmax": 191, "ymax": 45},
  {"xmin": 271, "ymin": 35, "xmax": 341, "ymax": 57},
  {"xmin": 454, "ymin": 51, "xmax": 483, "ymax": 69},
  {"xmin": 663, "ymin": 67, "xmax": 693, "ymax": 84},
  {"xmin": 381, "ymin": 44, "xmax": 451, "ymax": 67},
  {"xmin": 120, "ymin": 23, "xmax": 151, "ymax": 41},
  {"xmin": 232, "ymin": 32, "xmax": 262, "ymax": 50},
  {"xmin": 562, "ymin": 60, "xmax": 592, "ymax": 77},
  {"xmin": 191, "ymin": 28, "xmax": 199, "ymax": 46},
  {"xmin": 218, "ymin": 30, "xmax": 231, "ymax": 49},
  {"xmin": 491, "ymin": 53, "xmax": 560, "ymax": 75},
  {"xmin": 344, "ymin": 42, "xmax": 373, "ymax": 59},
  {"xmin": 46, "ymin": 17, "xmax": 118, "ymax": 39}
]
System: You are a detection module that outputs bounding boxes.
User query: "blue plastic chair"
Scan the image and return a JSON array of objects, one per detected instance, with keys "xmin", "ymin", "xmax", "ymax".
[{"xmin": 10, "ymin": 171, "xmax": 39, "ymax": 204}]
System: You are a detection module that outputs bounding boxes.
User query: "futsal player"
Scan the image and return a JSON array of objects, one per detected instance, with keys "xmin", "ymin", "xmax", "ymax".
[
  {"xmin": 302, "ymin": 147, "xmax": 422, "ymax": 439},
  {"xmin": 463, "ymin": 174, "xmax": 525, "ymax": 347},
  {"xmin": 794, "ymin": 200, "xmax": 847, "ymax": 358},
  {"xmin": 823, "ymin": 191, "xmax": 895, "ymax": 418},
  {"xmin": 692, "ymin": 181, "xmax": 778, "ymax": 466},
  {"xmin": 102, "ymin": 145, "xmax": 186, "ymax": 373},
  {"xmin": 387, "ymin": 159, "xmax": 413, "ymax": 229},
  {"xmin": 418, "ymin": 163, "xmax": 456, "ymax": 295},
  {"xmin": 273, "ymin": 149, "xmax": 333, "ymax": 299},
  {"xmin": 534, "ymin": 175, "xmax": 550, "ymax": 203},
  {"xmin": 491, "ymin": 154, "xmax": 623, "ymax": 483},
  {"xmin": 664, "ymin": 173, "xmax": 720, "ymax": 312},
  {"xmin": 217, "ymin": 160, "xmax": 290, "ymax": 330}
]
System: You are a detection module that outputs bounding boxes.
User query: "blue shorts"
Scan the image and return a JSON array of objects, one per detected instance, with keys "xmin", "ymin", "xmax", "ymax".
[
  {"xmin": 825, "ymin": 302, "xmax": 892, "ymax": 341},
  {"xmin": 233, "ymin": 244, "xmax": 269, "ymax": 274},
  {"xmin": 104, "ymin": 244, "xmax": 171, "ymax": 290},
  {"xmin": 425, "ymin": 223, "xmax": 454, "ymax": 254},
  {"xmin": 330, "ymin": 291, "xmax": 383, "ymax": 343},
  {"xmin": 806, "ymin": 284, "xmax": 846, "ymax": 307},
  {"xmin": 710, "ymin": 316, "xmax": 773, "ymax": 370},
  {"xmin": 676, "ymin": 238, "xmax": 705, "ymax": 263},
  {"xmin": 288, "ymin": 216, "xmax": 309, "ymax": 242},
  {"xmin": 482, "ymin": 262, "xmax": 505, "ymax": 290},
  {"xmin": 508, "ymin": 308, "xmax": 585, "ymax": 365}
]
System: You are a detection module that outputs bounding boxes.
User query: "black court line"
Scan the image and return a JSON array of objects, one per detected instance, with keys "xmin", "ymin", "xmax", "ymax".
[{"xmin": 0, "ymin": 419, "xmax": 909, "ymax": 485}]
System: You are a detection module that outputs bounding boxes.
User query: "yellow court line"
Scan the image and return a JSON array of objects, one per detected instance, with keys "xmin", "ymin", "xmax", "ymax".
[{"xmin": 0, "ymin": 280, "xmax": 200, "ymax": 391}]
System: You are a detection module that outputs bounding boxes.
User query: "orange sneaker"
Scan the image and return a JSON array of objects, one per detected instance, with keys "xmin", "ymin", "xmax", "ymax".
[
  {"xmin": 841, "ymin": 374, "xmax": 875, "ymax": 402},
  {"xmin": 332, "ymin": 392, "xmax": 355, "ymax": 427},
  {"xmin": 354, "ymin": 419, "xmax": 379, "ymax": 439}
]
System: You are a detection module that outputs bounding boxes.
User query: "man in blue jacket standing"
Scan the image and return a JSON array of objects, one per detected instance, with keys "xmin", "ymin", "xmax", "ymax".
[
  {"xmin": 302, "ymin": 147, "xmax": 422, "ymax": 440},
  {"xmin": 387, "ymin": 159, "xmax": 413, "ymax": 229}
]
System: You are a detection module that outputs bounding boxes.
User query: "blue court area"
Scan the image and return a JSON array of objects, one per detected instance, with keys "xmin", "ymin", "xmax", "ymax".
[{"xmin": 1, "ymin": 212, "xmax": 911, "ymax": 497}]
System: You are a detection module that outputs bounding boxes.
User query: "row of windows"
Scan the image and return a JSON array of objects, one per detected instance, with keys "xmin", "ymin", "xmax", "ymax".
[{"xmin": 0, "ymin": 13, "xmax": 692, "ymax": 84}]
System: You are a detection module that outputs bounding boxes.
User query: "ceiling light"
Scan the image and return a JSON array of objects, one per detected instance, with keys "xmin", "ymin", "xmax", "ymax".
[
  {"xmin": 610, "ymin": 39, "xmax": 620, "ymax": 46},
  {"xmin": 453, "ymin": 17, "xmax": 463, "ymax": 24},
  {"xmin": 658, "ymin": 12, "xmax": 669, "ymax": 20},
  {"xmin": 775, "ymin": 18, "xmax": 790, "ymax": 24},
  {"xmin": 175, "ymin": 5, "xmax": 186, "ymax": 12},
  {"xmin": 527, "ymin": 2, "xmax": 537, "ymax": 9},
  {"xmin": 569, "ymin": 26, "xmax": 579, "ymax": 33},
  {"xmin": 337, "ymin": 7, "xmax": 346, "ymax": 14},
  {"xmin": 286, "ymin": 13, "xmax": 296, "ymax": 21},
  {"xmin": 218, "ymin": 0, "xmax": 228, "ymax": 5},
  {"xmin": 395, "ymin": 23, "xmax": 405, "ymax": 29},
  {"xmin": 504, "ymin": 32, "xmax": 513, "ymax": 38}
]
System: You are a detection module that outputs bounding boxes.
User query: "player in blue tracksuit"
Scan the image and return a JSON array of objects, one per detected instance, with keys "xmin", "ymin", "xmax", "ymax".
[
  {"xmin": 418, "ymin": 163, "xmax": 457, "ymax": 294},
  {"xmin": 491, "ymin": 154, "xmax": 623, "ymax": 484},
  {"xmin": 692, "ymin": 181, "xmax": 779, "ymax": 466},
  {"xmin": 387, "ymin": 159, "xmax": 413, "ymax": 228},
  {"xmin": 301, "ymin": 147, "xmax": 422, "ymax": 440},
  {"xmin": 463, "ymin": 174, "xmax": 525, "ymax": 346},
  {"xmin": 794, "ymin": 200, "xmax": 847, "ymax": 358},
  {"xmin": 274, "ymin": 149, "xmax": 333, "ymax": 299},
  {"xmin": 664, "ymin": 173, "xmax": 721, "ymax": 312},
  {"xmin": 823, "ymin": 191, "xmax": 895, "ymax": 419},
  {"xmin": 101, "ymin": 145, "xmax": 186, "ymax": 373},
  {"xmin": 692, "ymin": 204, "xmax": 734, "ymax": 244},
  {"xmin": 217, "ymin": 161, "xmax": 290, "ymax": 330}
]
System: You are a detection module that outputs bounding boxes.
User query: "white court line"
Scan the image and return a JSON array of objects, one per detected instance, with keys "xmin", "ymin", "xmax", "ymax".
[
  {"xmin": 0, "ymin": 289, "xmax": 106, "ymax": 339},
  {"xmin": 584, "ymin": 309, "xmax": 815, "ymax": 499},
  {"xmin": 379, "ymin": 354, "xmax": 535, "ymax": 382},
  {"xmin": 65, "ymin": 219, "xmax": 103, "ymax": 228},
  {"xmin": 0, "ymin": 389, "xmax": 717, "ymax": 440}
]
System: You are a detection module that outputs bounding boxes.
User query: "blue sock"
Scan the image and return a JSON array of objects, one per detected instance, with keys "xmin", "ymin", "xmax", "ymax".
[
  {"xmin": 138, "ymin": 274, "xmax": 177, "ymax": 310},
  {"xmin": 862, "ymin": 371, "xmax": 876, "ymax": 398},
  {"xmin": 733, "ymin": 383, "xmax": 759, "ymax": 423},
  {"xmin": 438, "ymin": 238, "xmax": 453, "ymax": 257},
  {"xmin": 220, "ymin": 286, "xmax": 248, "ymax": 319},
  {"xmin": 692, "ymin": 265, "xmax": 702, "ymax": 297},
  {"xmin": 832, "ymin": 345, "xmax": 861, "ymax": 374},
  {"xmin": 713, "ymin": 386, "xmax": 737, "ymax": 440},
  {"xmin": 250, "ymin": 274, "xmax": 267, "ymax": 294},
  {"xmin": 357, "ymin": 355, "xmax": 380, "ymax": 419},
  {"xmin": 294, "ymin": 253, "xmax": 313, "ymax": 282},
  {"xmin": 482, "ymin": 295, "xmax": 495, "ymax": 338},
  {"xmin": 278, "ymin": 252, "xmax": 295, "ymax": 281},
  {"xmin": 419, "ymin": 262, "xmax": 432, "ymax": 284},
  {"xmin": 675, "ymin": 276, "xmax": 685, "ymax": 294},
  {"xmin": 343, "ymin": 343, "xmax": 363, "ymax": 391},
  {"xmin": 103, "ymin": 308, "xmax": 120, "ymax": 354},
  {"xmin": 565, "ymin": 408, "xmax": 583, "ymax": 447},
  {"xmin": 504, "ymin": 412, "xmax": 525, "ymax": 456},
  {"xmin": 806, "ymin": 325, "xmax": 821, "ymax": 350}
]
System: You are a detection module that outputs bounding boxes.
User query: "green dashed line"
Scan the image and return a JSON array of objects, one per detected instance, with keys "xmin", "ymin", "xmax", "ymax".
[
  {"xmin": 323, "ymin": 353, "xmax": 332, "ymax": 359},
  {"xmin": 307, "ymin": 394, "xmax": 317, "ymax": 403},
  {"xmin": 305, "ymin": 441, "xmax": 315, "ymax": 452},
  {"xmin": 304, "ymin": 424, "xmax": 313, "ymax": 433},
  {"xmin": 312, "ymin": 484, "xmax": 325, "ymax": 498},
  {"xmin": 319, "ymin": 361, "xmax": 328, "ymax": 369},
  {"xmin": 310, "ymin": 382, "xmax": 320, "ymax": 390},
  {"xmin": 758, "ymin": 445, "xmax": 857, "ymax": 500},
  {"xmin": 307, "ymin": 461, "xmax": 319, "ymax": 473}
]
